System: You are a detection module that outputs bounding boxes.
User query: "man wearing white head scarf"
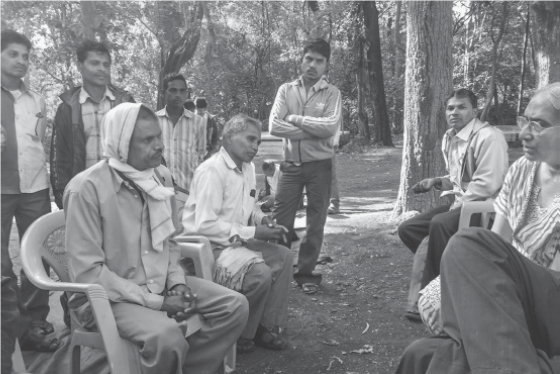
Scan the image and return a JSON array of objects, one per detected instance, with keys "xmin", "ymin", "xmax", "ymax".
[{"xmin": 64, "ymin": 102, "xmax": 249, "ymax": 374}]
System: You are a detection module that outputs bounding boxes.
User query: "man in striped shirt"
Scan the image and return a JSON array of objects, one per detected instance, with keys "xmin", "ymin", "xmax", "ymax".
[
  {"xmin": 156, "ymin": 74, "xmax": 206, "ymax": 192},
  {"xmin": 269, "ymin": 38, "xmax": 342, "ymax": 294}
]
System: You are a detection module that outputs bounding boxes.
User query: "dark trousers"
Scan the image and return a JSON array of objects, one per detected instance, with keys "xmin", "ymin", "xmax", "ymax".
[
  {"xmin": 1, "ymin": 190, "xmax": 51, "ymax": 330},
  {"xmin": 1, "ymin": 276, "xmax": 20, "ymax": 373},
  {"xmin": 397, "ymin": 228, "xmax": 560, "ymax": 374},
  {"xmin": 398, "ymin": 205, "xmax": 468, "ymax": 288},
  {"xmin": 272, "ymin": 159, "xmax": 332, "ymax": 285}
]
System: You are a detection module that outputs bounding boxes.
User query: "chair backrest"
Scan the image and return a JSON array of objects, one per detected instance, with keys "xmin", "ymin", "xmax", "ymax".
[{"xmin": 21, "ymin": 210, "xmax": 70, "ymax": 285}]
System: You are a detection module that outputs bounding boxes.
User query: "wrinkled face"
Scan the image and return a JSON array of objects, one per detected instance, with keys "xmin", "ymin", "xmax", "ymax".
[
  {"xmin": 164, "ymin": 79, "xmax": 187, "ymax": 110},
  {"xmin": 225, "ymin": 125, "xmax": 261, "ymax": 166},
  {"xmin": 1, "ymin": 43, "xmax": 29, "ymax": 80},
  {"xmin": 78, "ymin": 51, "xmax": 111, "ymax": 88},
  {"xmin": 127, "ymin": 114, "xmax": 164, "ymax": 171},
  {"xmin": 301, "ymin": 51, "xmax": 327, "ymax": 82},
  {"xmin": 520, "ymin": 95, "xmax": 560, "ymax": 165},
  {"xmin": 446, "ymin": 96, "xmax": 477, "ymax": 131}
]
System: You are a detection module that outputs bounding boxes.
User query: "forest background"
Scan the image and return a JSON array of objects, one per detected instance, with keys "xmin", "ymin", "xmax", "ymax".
[{"xmin": 2, "ymin": 0, "xmax": 559, "ymax": 216}]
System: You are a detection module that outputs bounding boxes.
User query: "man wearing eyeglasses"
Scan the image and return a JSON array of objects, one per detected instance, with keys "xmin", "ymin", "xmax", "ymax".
[{"xmin": 398, "ymin": 88, "xmax": 509, "ymax": 321}]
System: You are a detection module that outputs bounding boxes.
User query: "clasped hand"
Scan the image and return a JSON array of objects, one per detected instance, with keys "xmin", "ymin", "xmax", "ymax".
[
  {"xmin": 256, "ymin": 216, "xmax": 289, "ymax": 242},
  {"xmin": 161, "ymin": 284, "xmax": 197, "ymax": 321}
]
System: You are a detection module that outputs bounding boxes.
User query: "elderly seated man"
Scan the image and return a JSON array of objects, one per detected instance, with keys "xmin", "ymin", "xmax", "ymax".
[
  {"xmin": 182, "ymin": 114, "xmax": 293, "ymax": 354},
  {"xmin": 395, "ymin": 83, "xmax": 560, "ymax": 374},
  {"xmin": 64, "ymin": 103, "xmax": 249, "ymax": 374}
]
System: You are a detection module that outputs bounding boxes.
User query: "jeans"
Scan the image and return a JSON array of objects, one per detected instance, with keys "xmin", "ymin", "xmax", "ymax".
[
  {"xmin": 272, "ymin": 159, "xmax": 332, "ymax": 285},
  {"xmin": 1, "ymin": 189, "xmax": 52, "ymax": 330}
]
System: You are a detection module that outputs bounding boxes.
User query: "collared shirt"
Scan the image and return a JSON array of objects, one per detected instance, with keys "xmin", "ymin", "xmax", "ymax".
[
  {"xmin": 63, "ymin": 161, "xmax": 185, "ymax": 310},
  {"xmin": 156, "ymin": 107, "xmax": 206, "ymax": 190},
  {"xmin": 443, "ymin": 119, "xmax": 474, "ymax": 207},
  {"xmin": 1, "ymin": 81, "xmax": 49, "ymax": 194},
  {"xmin": 266, "ymin": 164, "xmax": 281, "ymax": 195},
  {"xmin": 182, "ymin": 147, "xmax": 265, "ymax": 248},
  {"xmin": 80, "ymin": 86, "xmax": 115, "ymax": 168}
]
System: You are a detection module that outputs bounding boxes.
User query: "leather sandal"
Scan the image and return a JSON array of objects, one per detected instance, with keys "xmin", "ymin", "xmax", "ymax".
[
  {"xmin": 20, "ymin": 325, "xmax": 61, "ymax": 352},
  {"xmin": 236, "ymin": 337, "xmax": 255, "ymax": 354},
  {"xmin": 254, "ymin": 325, "xmax": 287, "ymax": 351},
  {"xmin": 300, "ymin": 283, "xmax": 320, "ymax": 295}
]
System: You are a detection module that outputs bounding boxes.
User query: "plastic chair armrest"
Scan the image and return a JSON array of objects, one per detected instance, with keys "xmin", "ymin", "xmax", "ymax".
[
  {"xmin": 175, "ymin": 237, "xmax": 215, "ymax": 281},
  {"xmin": 459, "ymin": 200, "xmax": 496, "ymax": 230}
]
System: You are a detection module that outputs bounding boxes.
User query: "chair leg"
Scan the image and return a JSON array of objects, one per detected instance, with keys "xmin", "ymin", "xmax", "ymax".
[{"xmin": 71, "ymin": 344, "xmax": 81, "ymax": 374}]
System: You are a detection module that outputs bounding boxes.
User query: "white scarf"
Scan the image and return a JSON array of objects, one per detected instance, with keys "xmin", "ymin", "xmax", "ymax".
[{"xmin": 101, "ymin": 103, "xmax": 175, "ymax": 252}]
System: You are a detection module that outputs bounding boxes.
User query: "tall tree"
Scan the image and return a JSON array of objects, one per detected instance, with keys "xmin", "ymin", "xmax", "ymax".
[
  {"xmin": 393, "ymin": 1, "xmax": 453, "ymax": 217},
  {"xmin": 530, "ymin": 1, "xmax": 560, "ymax": 88},
  {"xmin": 363, "ymin": 1, "xmax": 393, "ymax": 146},
  {"xmin": 480, "ymin": 2, "xmax": 508, "ymax": 122},
  {"xmin": 517, "ymin": 4, "xmax": 530, "ymax": 115}
]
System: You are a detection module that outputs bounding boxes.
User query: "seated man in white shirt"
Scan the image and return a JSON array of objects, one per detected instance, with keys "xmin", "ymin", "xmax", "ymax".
[
  {"xmin": 183, "ymin": 114, "xmax": 293, "ymax": 354},
  {"xmin": 65, "ymin": 103, "xmax": 249, "ymax": 374},
  {"xmin": 259, "ymin": 160, "xmax": 282, "ymax": 212}
]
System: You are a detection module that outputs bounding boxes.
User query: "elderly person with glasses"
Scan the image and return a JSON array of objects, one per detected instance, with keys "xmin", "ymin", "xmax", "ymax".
[{"xmin": 395, "ymin": 82, "xmax": 560, "ymax": 374}]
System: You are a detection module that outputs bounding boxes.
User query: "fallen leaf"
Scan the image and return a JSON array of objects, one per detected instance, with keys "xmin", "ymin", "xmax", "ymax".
[
  {"xmin": 326, "ymin": 356, "xmax": 343, "ymax": 371},
  {"xmin": 362, "ymin": 322, "xmax": 370, "ymax": 334},
  {"xmin": 321, "ymin": 339, "xmax": 340, "ymax": 346},
  {"xmin": 350, "ymin": 344, "xmax": 375, "ymax": 354}
]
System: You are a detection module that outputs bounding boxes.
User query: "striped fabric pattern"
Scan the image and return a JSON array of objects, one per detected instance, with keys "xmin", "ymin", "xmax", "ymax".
[
  {"xmin": 80, "ymin": 88, "xmax": 115, "ymax": 169},
  {"xmin": 418, "ymin": 277, "xmax": 446, "ymax": 336},
  {"xmin": 494, "ymin": 156, "xmax": 560, "ymax": 268},
  {"xmin": 156, "ymin": 108, "xmax": 206, "ymax": 191}
]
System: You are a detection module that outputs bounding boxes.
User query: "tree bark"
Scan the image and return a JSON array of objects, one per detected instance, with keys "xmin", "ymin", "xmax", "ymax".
[
  {"xmin": 530, "ymin": 2, "xmax": 560, "ymax": 89},
  {"xmin": 363, "ymin": 1, "xmax": 393, "ymax": 146},
  {"xmin": 480, "ymin": 2, "xmax": 508, "ymax": 122},
  {"xmin": 392, "ymin": 1, "xmax": 453, "ymax": 218},
  {"xmin": 356, "ymin": 70, "xmax": 370, "ymax": 140},
  {"xmin": 517, "ymin": 5, "xmax": 530, "ymax": 115},
  {"xmin": 80, "ymin": 1, "xmax": 96, "ymax": 41}
]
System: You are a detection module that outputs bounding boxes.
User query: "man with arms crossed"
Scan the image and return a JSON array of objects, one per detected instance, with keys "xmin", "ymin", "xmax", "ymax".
[
  {"xmin": 269, "ymin": 38, "xmax": 342, "ymax": 295},
  {"xmin": 65, "ymin": 103, "xmax": 248, "ymax": 374}
]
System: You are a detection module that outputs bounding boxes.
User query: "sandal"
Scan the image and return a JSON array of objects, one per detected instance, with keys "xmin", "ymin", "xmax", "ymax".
[
  {"xmin": 300, "ymin": 283, "xmax": 320, "ymax": 295},
  {"xmin": 30, "ymin": 320, "xmax": 55, "ymax": 334},
  {"xmin": 254, "ymin": 325, "xmax": 287, "ymax": 351},
  {"xmin": 236, "ymin": 338, "xmax": 255, "ymax": 354},
  {"xmin": 20, "ymin": 325, "xmax": 61, "ymax": 352},
  {"xmin": 405, "ymin": 311, "xmax": 422, "ymax": 323}
]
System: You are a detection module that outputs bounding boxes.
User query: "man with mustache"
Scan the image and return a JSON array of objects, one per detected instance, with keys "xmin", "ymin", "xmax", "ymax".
[
  {"xmin": 183, "ymin": 114, "xmax": 293, "ymax": 354},
  {"xmin": 269, "ymin": 38, "xmax": 342, "ymax": 295},
  {"xmin": 64, "ymin": 103, "xmax": 248, "ymax": 374},
  {"xmin": 50, "ymin": 40, "xmax": 135, "ymax": 210},
  {"xmin": 398, "ymin": 88, "xmax": 508, "ymax": 321},
  {"xmin": 157, "ymin": 74, "xmax": 206, "ymax": 192}
]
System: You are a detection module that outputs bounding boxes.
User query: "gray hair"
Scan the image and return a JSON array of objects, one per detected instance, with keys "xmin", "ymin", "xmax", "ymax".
[
  {"xmin": 543, "ymin": 82, "xmax": 560, "ymax": 111},
  {"xmin": 222, "ymin": 114, "xmax": 262, "ymax": 142}
]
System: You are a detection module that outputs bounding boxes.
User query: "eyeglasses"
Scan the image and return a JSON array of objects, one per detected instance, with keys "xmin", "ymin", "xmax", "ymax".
[{"xmin": 517, "ymin": 116, "xmax": 544, "ymax": 135}]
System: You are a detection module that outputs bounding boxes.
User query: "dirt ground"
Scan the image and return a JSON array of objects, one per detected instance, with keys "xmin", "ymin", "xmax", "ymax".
[{"xmin": 238, "ymin": 140, "xmax": 424, "ymax": 374}]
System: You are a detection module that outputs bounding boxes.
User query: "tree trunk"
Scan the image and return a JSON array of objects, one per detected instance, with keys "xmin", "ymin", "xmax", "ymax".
[
  {"xmin": 530, "ymin": 2, "xmax": 560, "ymax": 89},
  {"xmin": 392, "ymin": 1, "xmax": 453, "ymax": 218},
  {"xmin": 517, "ymin": 5, "xmax": 530, "ymax": 115},
  {"xmin": 480, "ymin": 3, "xmax": 508, "ymax": 122},
  {"xmin": 363, "ymin": 1, "xmax": 393, "ymax": 146},
  {"xmin": 356, "ymin": 69, "xmax": 370, "ymax": 140},
  {"xmin": 391, "ymin": 2, "xmax": 404, "ymax": 132},
  {"xmin": 80, "ymin": 1, "xmax": 96, "ymax": 41}
]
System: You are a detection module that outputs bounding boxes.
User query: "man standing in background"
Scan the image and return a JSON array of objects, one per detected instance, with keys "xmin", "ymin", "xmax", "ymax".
[
  {"xmin": 195, "ymin": 97, "xmax": 220, "ymax": 159},
  {"xmin": 269, "ymin": 38, "xmax": 342, "ymax": 295},
  {"xmin": 50, "ymin": 40, "xmax": 135, "ymax": 209},
  {"xmin": 157, "ymin": 74, "xmax": 206, "ymax": 191},
  {"xmin": 1, "ymin": 29, "xmax": 59, "ymax": 352}
]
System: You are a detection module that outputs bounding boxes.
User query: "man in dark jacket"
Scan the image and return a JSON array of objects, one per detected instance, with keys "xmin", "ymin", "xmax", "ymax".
[{"xmin": 50, "ymin": 40, "xmax": 134, "ymax": 208}]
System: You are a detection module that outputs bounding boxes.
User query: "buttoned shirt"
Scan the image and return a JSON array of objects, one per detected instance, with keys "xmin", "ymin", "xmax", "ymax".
[
  {"xmin": 443, "ymin": 119, "xmax": 474, "ymax": 207},
  {"xmin": 64, "ymin": 161, "xmax": 185, "ymax": 310},
  {"xmin": 156, "ymin": 107, "xmax": 206, "ymax": 190},
  {"xmin": 1, "ymin": 82, "xmax": 49, "ymax": 194},
  {"xmin": 266, "ymin": 164, "xmax": 281, "ymax": 195},
  {"xmin": 80, "ymin": 86, "xmax": 115, "ymax": 168},
  {"xmin": 182, "ymin": 147, "xmax": 265, "ymax": 248}
]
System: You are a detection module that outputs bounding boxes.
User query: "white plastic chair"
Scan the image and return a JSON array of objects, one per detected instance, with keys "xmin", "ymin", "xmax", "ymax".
[{"xmin": 20, "ymin": 210, "xmax": 234, "ymax": 374}]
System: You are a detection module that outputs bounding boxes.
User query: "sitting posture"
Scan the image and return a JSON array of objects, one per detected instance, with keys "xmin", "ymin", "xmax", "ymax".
[
  {"xmin": 183, "ymin": 114, "xmax": 293, "ymax": 354},
  {"xmin": 64, "ymin": 103, "xmax": 248, "ymax": 374},
  {"xmin": 398, "ymin": 88, "xmax": 508, "ymax": 318},
  {"xmin": 259, "ymin": 160, "xmax": 282, "ymax": 212},
  {"xmin": 396, "ymin": 83, "xmax": 560, "ymax": 374}
]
